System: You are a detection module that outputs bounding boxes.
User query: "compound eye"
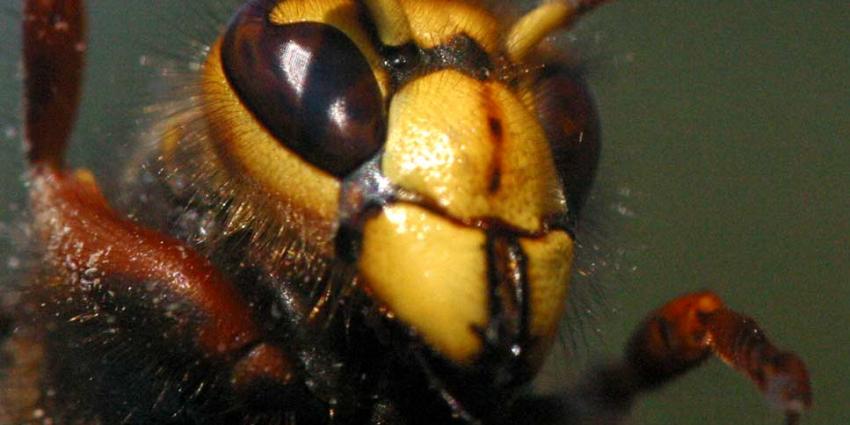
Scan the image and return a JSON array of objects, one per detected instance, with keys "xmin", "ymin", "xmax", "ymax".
[
  {"xmin": 221, "ymin": 2, "xmax": 386, "ymax": 178},
  {"xmin": 534, "ymin": 65, "xmax": 601, "ymax": 218}
]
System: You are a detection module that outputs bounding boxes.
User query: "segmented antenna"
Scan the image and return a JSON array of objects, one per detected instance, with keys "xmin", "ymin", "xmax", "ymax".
[{"xmin": 505, "ymin": 0, "xmax": 609, "ymax": 62}]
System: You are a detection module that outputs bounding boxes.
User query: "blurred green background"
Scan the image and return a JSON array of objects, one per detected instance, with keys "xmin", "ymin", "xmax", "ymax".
[{"xmin": 1, "ymin": 1, "xmax": 847, "ymax": 424}]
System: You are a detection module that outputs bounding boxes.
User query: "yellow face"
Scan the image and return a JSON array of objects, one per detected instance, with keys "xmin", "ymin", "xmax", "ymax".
[
  {"xmin": 10, "ymin": 2, "xmax": 817, "ymax": 424},
  {"xmin": 167, "ymin": 0, "xmax": 601, "ymax": 403}
]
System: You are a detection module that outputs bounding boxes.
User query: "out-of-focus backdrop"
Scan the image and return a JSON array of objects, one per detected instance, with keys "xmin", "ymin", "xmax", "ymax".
[{"xmin": 1, "ymin": 1, "xmax": 847, "ymax": 424}]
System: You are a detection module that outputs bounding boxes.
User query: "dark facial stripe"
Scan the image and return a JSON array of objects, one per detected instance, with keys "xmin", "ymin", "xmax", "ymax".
[
  {"xmin": 486, "ymin": 116, "xmax": 504, "ymax": 194},
  {"xmin": 482, "ymin": 233, "xmax": 533, "ymax": 386}
]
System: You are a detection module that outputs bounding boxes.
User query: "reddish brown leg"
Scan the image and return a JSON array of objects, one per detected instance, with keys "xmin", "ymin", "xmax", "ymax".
[
  {"xmin": 21, "ymin": 0, "xmax": 293, "ymax": 402},
  {"xmin": 578, "ymin": 292, "xmax": 812, "ymax": 424},
  {"xmin": 23, "ymin": 0, "xmax": 85, "ymax": 169}
]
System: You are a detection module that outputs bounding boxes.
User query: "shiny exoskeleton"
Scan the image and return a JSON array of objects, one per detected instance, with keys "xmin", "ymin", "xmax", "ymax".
[{"xmin": 1, "ymin": 1, "xmax": 811, "ymax": 424}]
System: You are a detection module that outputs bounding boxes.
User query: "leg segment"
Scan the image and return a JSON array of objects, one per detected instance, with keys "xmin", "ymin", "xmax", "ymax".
[
  {"xmin": 23, "ymin": 0, "xmax": 85, "ymax": 168},
  {"xmin": 17, "ymin": 0, "xmax": 300, "ymax": 421},
  {"xmin": 575, "ymin": 292, "xmax": 812, "ymax": 425}
]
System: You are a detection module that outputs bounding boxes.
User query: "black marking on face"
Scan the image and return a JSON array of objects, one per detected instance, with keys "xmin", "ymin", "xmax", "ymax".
[{"xmin": 487, "ymin": 116, "xmax": 505, "ymax": 194}]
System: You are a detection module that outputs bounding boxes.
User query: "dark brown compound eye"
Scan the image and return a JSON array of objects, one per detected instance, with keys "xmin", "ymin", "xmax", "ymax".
[
  {"xmin": 534, "ymin": 64, "xmax": 601, "ymax": 220},
  {"xmin": 221, "ymin": 1, "xmax": 386, "ymax": 178}
]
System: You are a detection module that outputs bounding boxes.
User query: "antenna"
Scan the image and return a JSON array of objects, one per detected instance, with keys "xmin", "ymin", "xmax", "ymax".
[
  {"xmin": 363, "ymin": 0, "xmax": 413, "ymax": 46},
  {"xmin": 505, "ymin": 0, "xmax": 608, "ymax": 62}
]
